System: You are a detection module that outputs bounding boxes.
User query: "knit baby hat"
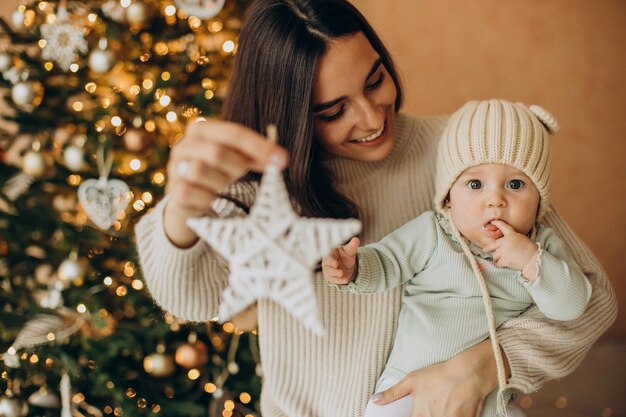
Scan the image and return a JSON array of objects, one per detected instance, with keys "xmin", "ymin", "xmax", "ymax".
[{"xmin": 433, "ymin": 99, "xmax": 559, "ymax": 221}]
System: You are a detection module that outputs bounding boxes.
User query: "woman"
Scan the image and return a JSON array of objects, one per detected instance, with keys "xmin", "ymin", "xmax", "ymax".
[{"xmin": 135, "ymin": 1, "xmax": 617, "ymax": 416}]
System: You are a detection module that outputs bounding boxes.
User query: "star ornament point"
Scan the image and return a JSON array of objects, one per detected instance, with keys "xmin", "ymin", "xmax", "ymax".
[{"xmin": 187, "ymin": 164, "xmax": 361, "ymax": 335}]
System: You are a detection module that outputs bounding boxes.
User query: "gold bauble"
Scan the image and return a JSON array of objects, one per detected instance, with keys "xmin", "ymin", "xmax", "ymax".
[
  {"xmin": 123, "ymin": 128, "xmax": 153, "ymax": 153},
  {"xmin": 143, "ymin": 353, "xmax": 175, "ymax": 377},
  {"xmin": 174, "ymin": 341, "xmax": 209, "ymax": 369}
]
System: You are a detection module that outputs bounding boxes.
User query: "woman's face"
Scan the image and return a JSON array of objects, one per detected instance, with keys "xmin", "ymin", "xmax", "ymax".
[{"xmin": 312, "ymin": 32, "xmax": 397, "ymax": 162}]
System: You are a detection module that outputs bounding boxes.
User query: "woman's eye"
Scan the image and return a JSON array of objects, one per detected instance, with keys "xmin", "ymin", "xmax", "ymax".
[
  {"xmin": 365, "ymin": 72, "xmax": 385, "ymax": 92},
  {"xmin": 467, "ymin": 180, "xmax": 482, "ymax": 190},
  {"xmin": 508, "ymin": 179, "xmax": 524, "ymax": 190},
  {"xmin": 317, "ymin": 107, "xmax": 345, "ymax": 123}
]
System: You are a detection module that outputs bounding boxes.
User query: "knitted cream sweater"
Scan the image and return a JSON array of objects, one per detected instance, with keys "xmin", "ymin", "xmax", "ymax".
[{"xmin": 135, "ymin": 113, "xmax": 617, "ymax": 417}]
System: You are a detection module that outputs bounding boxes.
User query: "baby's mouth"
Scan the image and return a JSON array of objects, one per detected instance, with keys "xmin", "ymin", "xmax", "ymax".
[{"xmin": 484, "ymin": 220, "xmax": 504, "ymax": 239}]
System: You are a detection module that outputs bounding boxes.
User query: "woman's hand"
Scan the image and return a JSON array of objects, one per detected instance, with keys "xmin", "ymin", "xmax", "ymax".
[
  {"xmin": 163, "ymin": 119, "xmax": 288, "ymax": 247},
  {"xmin": 371, "ymin": 339, "xmax": 508, "ymax": 417}
]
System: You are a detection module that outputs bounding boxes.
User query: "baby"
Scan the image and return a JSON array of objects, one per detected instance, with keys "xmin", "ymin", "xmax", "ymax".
[{"xmin": 322, "ymin": 99, "xmax": 592, "ymax": 417}]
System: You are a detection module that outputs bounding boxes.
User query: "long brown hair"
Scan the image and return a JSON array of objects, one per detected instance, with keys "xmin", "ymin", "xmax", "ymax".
[{"xmin": 221, "ymin": 0, "xmax": 404, "ymax": 218}]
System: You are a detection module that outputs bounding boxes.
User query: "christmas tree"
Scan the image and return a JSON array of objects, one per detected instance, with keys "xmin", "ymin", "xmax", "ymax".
[{"xmin": 0, "ymin": 1, "xmax": 262, "ymax": 416}]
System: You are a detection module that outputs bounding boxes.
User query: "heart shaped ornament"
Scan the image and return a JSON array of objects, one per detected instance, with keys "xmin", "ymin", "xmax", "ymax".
[{"xmin": 77, "ymin": 178, "xmax": 130, "ymax": 230}]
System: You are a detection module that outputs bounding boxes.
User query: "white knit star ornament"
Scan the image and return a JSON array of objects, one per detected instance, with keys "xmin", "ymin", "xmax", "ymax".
[{"xmin": 187, "ymin": 138, "xmax": 361, "ymax": 335}]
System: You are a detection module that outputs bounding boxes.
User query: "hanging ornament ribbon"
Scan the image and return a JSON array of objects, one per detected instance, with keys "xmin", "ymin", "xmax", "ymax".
[{"xmin": 77, "ymin": 141, "xmax": 130, "ymax": 230}]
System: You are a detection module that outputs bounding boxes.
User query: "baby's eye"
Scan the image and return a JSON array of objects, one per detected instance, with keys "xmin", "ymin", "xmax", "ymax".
[
  {"xmin": 508, "ymin": 179, "xmax": 524, "ymax": 190},
  {"xmin": 467, "ymin": 180, "xmax": 482, "ymax": 190}
]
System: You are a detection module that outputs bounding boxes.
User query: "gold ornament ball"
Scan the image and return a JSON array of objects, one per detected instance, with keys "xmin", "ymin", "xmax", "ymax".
[
  {"xmin": 0, "ymin": 238, "xmax": 7, "ymax": 256},
  {"xmin": 11, "ymin": 81, "xmax": 44, "ymax": 109},
  {"xmin": 22, "ymin": 151, "xmax": 47, "ymax": 177},
  {"xmin": 0, "ymin": 397, "xmax": 28, "ymax": 417},
  {"xmin": 143, "ymin": 353, "xmax": 175, "ymax": 377},
  {"xmin": 57, "ymin": 258, "xmax": 85, "ymax": 282},
  {"xmin": 123, "ymin": 128, "xmax": 153, "ymax": 153},
  {"xmin": 175, "ymin": 341, "xmax": 209, "ymax": 369}
]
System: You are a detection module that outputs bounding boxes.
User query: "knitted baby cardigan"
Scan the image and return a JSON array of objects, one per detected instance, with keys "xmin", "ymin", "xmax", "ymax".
[{"xmin": 135, "ymin": 113, "xmax": 617, "ymax": 417}]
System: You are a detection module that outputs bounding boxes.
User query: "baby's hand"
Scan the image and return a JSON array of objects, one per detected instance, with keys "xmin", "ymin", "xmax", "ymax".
[
  {"xmin": 482, "ymin": 220, "xmax": 539, "ymax": 280},
  {"xmin": 322, "ymin": 237, "xmax": 360, "ymax": 285}
]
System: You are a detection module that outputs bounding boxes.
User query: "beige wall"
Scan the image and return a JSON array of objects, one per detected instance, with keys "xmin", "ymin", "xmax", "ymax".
[
  {"xmin": 1, "ymin": 1, "xmax": 624, "ymax": 336},
  {"xmin": 352, "ymin": 0, "xmax": 625, "ymax": 338}
]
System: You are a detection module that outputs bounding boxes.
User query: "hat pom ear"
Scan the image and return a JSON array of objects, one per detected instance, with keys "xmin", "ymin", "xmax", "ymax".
[{"xmin": 529, "ymin": 104, "xmax": 560, "ymax": 135}]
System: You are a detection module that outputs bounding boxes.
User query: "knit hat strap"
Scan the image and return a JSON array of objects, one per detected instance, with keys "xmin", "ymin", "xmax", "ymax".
[{"xmin": 443, "ymin": 210, "xmax": 509, "ymax": 415}]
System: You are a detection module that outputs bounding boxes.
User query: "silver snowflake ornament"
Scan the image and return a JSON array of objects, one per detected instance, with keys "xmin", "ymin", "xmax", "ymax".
[{"xmin": 40, "ymin": 6, "xmax": 88, "ymax": 72}]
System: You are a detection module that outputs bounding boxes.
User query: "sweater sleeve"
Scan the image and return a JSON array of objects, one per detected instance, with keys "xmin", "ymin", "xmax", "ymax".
[
  {"xmin": 342, "ymin": 212, "xmax": 438, "ymax": 294},
  {"xmin": 519, "ymin": 227, "xmax": 592, "ymax": 321},
  {"xmin": 134, "ymin": 182, "xmax": 257, "ymax": 322},
  {"xmin": 497, "ymin": 207, "xmax": 617, "ymax": 394}
]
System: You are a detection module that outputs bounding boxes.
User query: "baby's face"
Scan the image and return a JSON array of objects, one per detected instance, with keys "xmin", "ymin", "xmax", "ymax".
[{"xmin": 447, "ymin": 164, "xmax": 540, "ymax": 247}]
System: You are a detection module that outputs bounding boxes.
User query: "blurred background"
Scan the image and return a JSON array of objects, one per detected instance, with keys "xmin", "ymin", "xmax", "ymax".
[{"xmin": 0, "ymin": 1, "xmax": 623, "ymax": 417}]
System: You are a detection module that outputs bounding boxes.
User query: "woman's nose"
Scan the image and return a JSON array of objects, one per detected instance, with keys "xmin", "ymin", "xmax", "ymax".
[{"xmin": 354, "ymin": 96, "xmax": 384, "ymax": 131}]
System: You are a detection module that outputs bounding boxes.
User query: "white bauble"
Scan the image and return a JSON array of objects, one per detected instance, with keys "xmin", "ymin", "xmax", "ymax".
[
  {"xmin": 0, "ymin": 52, "xmax": 11, "ymax": 72},
  {"xmin": 0, "ymin": 397, "xmax": 28, "ymax": 417},
  {"xmin": 126, "ymin": 2, "xmax": 148, "ymax": 25},
  {"xmin": 11, "ymin": 82, "xmax": 34, "ymax": 106},
  {"xmin": 102, "ymin": 1, "xmax": 126, "ymax": 22},
  {"xmin": 11, "ymin": 10, "xmax": 25, "ymax": 30},
  {"xmin": 57, "ymin": 258, "xmax": 85, "ymax": 282},
  {"xmin": 88, "ymin": 49, "xmax": 114, "ymax": 73},
  {"xmin": 227, "ymin": 361, "xmax": 239, "ymax": 375},
  {"xmin": 28, "ymin": 387, "xmax": 61, "ymax": 408},
  {"xmin": 63, "ymin": 146, "xmax": 84, "ymax": 171},
  {"xmin": 39, "ymin": 288, "xmax": 63, "ymax": 309},
  {"xmin": 22, "ymin": 151, "xmax": 46, "ymax": 177},
  {"xmin": 11, "ymin": 81, "xmax": 44, "ymax": 109}
]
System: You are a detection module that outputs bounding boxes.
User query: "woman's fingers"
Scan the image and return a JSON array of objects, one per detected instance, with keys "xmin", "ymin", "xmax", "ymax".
[
  {"xmin": 168, "ymin": 158, "xmax": 233, "ymax": 192},
  {"xmin": 167, "ymin": 182, "xmax": 220, "ymax": 216},
  {"xmin": 185, "ymin": 119, "xmax": 289, "ymax": 171},
  {"xmin": 371, "ymin": 376, "xmax": 413, "ymax": 405},
  {"xmin": 171, "ymin": 139, "xmax": 253, "ymax": 181}
]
